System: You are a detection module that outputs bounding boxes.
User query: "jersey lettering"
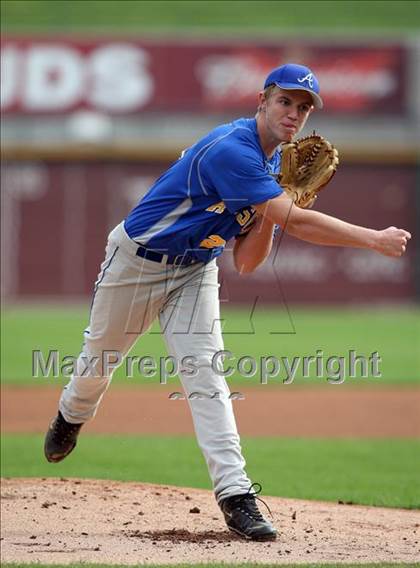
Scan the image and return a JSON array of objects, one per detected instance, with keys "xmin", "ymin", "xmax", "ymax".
[
  {"xmin": 199, "ymin": 234, "xmax": 226, "ymax": 249},
  {"xmin": 206, "ymin": 201, "xmax": 226, "ymax": 214},
  {"xmin": 235, "ymin": 209, "xmax": 251, "ymax": 227}
]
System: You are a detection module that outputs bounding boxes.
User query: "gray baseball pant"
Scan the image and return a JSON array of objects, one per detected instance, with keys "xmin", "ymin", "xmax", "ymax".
[{"xmin": 59, "ymin": 222, "xmax": 252, "ymax": 502}]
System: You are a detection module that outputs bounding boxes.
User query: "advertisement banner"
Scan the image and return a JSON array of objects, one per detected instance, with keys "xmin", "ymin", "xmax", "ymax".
[{"xmin": 1, "ymin": 37, "xmax": 407, "ymax": 115}]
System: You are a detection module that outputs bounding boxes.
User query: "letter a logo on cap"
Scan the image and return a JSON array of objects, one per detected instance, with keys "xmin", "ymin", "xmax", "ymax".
[
  {"xmin": 263, "ymin": 64, "xmax": 323, "ymax": 108},
  {"xmin": 297, "ymin": 73, "xmax": 314, "ymax": 88}
]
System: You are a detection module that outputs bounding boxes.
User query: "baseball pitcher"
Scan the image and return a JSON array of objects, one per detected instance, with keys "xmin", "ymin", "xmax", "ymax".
[{"xmin": 44, "ymin": 63, "xmax": 411, "ymax": 541}]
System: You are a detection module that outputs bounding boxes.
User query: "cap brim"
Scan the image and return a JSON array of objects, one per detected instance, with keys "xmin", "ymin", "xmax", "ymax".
[{"xmin": 273, "ymin": 82, "xmax": 323, "ymax": 109}]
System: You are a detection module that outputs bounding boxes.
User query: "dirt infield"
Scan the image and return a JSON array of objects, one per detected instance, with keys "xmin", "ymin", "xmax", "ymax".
[
  {"xmin": 2, "ymin": 477, "xmax": 419, "ymax": 565},
  {"xmin": 2, "ymin": 386, "xmax": 419, "ymax": 565},
  {"xmin": 2, "ymin": 385, "xmax": 420, "ymax": 437}
]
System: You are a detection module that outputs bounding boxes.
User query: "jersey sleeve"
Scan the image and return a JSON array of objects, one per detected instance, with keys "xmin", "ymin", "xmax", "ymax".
[{"xmin": 200, "ymin": 135, "xmax": 283, "ymax": 213}]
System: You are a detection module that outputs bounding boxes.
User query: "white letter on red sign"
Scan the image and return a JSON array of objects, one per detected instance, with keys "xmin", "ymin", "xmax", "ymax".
[
  {"xmin": 1, "ymin": 47, "xmax": 20, "ymax": 110},
  {"xmin": 88, "ymin": 44, "xmax": 153, "ymax": 111},
  {"xmin": 23, "ymin": 46, "xmax": 83, "ymax": 111}
]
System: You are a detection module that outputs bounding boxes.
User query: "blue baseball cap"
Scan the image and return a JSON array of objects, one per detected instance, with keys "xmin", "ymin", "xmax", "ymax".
[{"xmin": 264, "ymin": 63, "xmax": 323, "ymax": 109}]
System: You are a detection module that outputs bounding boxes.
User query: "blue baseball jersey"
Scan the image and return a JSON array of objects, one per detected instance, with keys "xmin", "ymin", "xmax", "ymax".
[{"xmin": 124, "ymin": 117, "xmax": 283, "ymax": 263}]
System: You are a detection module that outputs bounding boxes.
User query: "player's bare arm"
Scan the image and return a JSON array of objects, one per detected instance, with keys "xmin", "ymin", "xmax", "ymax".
[
  {"xmin": 254, "ymin": 193, "xmax": 411, "ymax": 258},
  {"xmin": 233, "ymin": 216, "xmax": 276, "ymax": 274}
]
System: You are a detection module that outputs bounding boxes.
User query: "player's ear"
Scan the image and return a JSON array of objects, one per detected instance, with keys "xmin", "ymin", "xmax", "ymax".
[{"xmin": 257, "ymin": 91, "xmax": 267, "ymax": 113}]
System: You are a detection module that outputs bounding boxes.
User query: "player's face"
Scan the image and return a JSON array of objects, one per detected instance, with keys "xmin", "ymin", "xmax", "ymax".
[{"xmin": 259, "ymin": 87, "xmax": 314, "ymax": 142}]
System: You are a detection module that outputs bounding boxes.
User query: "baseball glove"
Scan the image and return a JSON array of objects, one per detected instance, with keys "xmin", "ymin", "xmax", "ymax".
[{"xmin": 276, "ymin": 132, "xmax": 339, "ymax": 208}]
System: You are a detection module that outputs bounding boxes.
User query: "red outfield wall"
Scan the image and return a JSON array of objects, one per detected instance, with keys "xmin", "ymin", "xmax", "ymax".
[{"xmin": 1, "ymin": 159, "xmax": 417, "ymax": 303}]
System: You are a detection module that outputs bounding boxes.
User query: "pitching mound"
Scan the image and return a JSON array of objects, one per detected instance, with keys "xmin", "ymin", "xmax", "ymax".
[{"xmin": 1, "ymin": 478, "xmax": 419, "ymax": 565}]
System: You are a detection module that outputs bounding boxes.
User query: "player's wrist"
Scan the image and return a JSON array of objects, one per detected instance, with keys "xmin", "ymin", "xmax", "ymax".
[{"xmin": 369, "ymin": 229, "xmax": 384, "ymax": 253}]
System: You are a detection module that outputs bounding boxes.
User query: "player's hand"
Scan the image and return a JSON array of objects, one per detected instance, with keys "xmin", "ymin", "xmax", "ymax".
[{"xmin": 374, "ymin": 227, "xmax": 412, "ymax": 258}]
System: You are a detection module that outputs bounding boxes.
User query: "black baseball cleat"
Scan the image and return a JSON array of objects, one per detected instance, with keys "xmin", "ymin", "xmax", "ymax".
[
  {"xmin": 44, "ymin": 411, "xmax": 83, "ymax": 463},
  {"xmin": 220, "ymin": 484, "xmax": 277, "ymax": 541}
]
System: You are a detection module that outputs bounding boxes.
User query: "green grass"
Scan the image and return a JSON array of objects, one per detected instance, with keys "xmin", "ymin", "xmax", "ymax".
[
  {"xmin": 2, "ymin": 0, "xmax": 419, "ymax": 34},
  {"xmin": 1, "ymin": 305, "xmax": 419, "ymax": 386},
  {"xmin": 2, "ymin": 435, "xmax": 419, "ymax": 509}
]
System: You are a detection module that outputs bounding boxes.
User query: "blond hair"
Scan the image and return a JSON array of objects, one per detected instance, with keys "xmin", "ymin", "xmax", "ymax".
[{"xmin": 257, "ymin": 84, "xmax": 278, "ymax": 113}]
